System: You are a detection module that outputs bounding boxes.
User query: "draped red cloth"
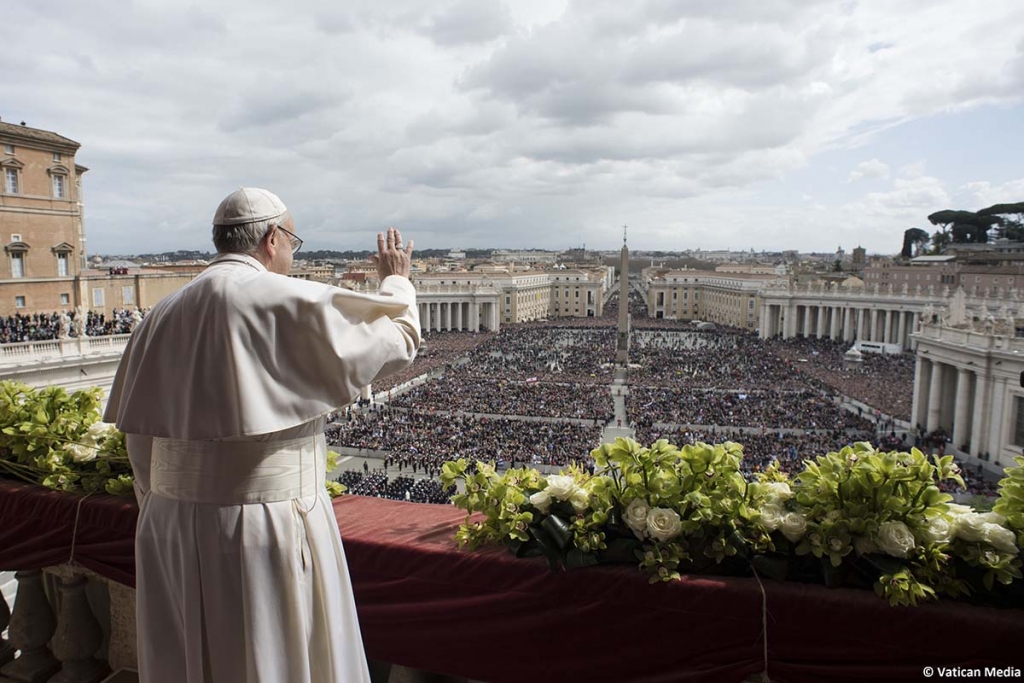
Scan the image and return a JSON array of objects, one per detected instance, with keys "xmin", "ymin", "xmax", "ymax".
[{"xmin": 1, "ymin": 481, "xmax": 1021, "ymax": 683}]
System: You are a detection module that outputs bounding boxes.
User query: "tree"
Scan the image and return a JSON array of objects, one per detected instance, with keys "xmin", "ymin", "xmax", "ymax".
[
  {"xmin": 978, "ymin": 202, "xmax": 1024, "ymax": 241},
  {"xmin": 900, "ymin": 228, "xmax": 930, "ymax": 259},
  {"xmin": 927, "ymin": 209, "xmax": 1003, "ymax": 245}
]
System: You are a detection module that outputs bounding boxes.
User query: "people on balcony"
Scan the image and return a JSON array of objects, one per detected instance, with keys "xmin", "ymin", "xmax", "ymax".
[{"xmin": 104, "ymin": 187, "xmax": 420, "ymax": 683}]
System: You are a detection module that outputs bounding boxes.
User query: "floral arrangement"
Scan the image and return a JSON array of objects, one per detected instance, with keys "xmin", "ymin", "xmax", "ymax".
[
  {"xmin": 0, "ymin": 381, "xmax": 345, "ymax": 498},
  {"xmin": 441, "ymin": 437, "xmax": 1023, "ymax": 606}
]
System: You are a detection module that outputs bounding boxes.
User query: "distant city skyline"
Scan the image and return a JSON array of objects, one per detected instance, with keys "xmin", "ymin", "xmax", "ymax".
[{"xmin": 6, "ymin": 0, "xmax": 1023, "ymax": 256}]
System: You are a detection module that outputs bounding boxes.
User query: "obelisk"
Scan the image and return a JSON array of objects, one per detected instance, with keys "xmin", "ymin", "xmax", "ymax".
[{"xmin": 616, "ymin": 225, "xmax": 629, "ymax": 364}]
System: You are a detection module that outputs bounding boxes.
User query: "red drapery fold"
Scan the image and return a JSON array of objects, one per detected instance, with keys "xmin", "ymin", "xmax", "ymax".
[{"xmin": 0, "ymin": 481, "xmax": 1020, "ymax": 683}]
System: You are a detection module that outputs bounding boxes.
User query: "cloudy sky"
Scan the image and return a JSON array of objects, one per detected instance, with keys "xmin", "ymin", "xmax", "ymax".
[{"xmin": 5, "ymin": 0, "xmax": 1024, "ymax": 255}]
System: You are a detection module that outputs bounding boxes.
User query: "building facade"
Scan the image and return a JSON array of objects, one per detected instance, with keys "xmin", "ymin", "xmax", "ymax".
[
  {"xmin": 912, "ymin": 320, "xmax": 1024, "ymax": 475},
  {"xmin": 0, "ymin": 121, "xmax": 87, "ymax": 316},
  {"xmin": 643, "ymin": 270, "xmax": 771, "ymax": 329}
]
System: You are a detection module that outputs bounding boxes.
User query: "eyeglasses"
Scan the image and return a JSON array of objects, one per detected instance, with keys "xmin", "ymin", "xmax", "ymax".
[{"xmin": 274, "ymin": 224, "xmax": 303, "ymax": 255}]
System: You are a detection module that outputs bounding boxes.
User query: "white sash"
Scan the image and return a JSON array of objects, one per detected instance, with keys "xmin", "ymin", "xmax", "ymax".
[{"xmin": 150, "ymin": 434, "xmax": 325, "ymax": 505}]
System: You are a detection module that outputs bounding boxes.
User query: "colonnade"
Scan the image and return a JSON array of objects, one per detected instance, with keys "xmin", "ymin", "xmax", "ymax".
[
  {"xmin": 760, "ymin": 303, "xmax": 919, "ymax": 350},
  {"xmin": 911, "ymin": 355, "xmax": 997, "ymax": 457},
  {"xmin": 417, "ymin": 300, "xmax": 499, "ymax": 333}
]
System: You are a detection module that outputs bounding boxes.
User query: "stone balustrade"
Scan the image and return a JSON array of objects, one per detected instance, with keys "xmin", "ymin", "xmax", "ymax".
[
  {"xmin": 0, "ymin": 566, "xmax": 134, "ymax": 683},
  {"xmin": 0, "ymin": 336, "xmax": 131, "ymax": 368}
]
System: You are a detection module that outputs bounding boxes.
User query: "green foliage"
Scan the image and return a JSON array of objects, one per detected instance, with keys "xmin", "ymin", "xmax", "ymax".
[
  {"xmin": 0, "ymin": 381, "xmax": 344, "ymax": 499},
  {"xmin": 443, "ymin": 439, "xmax": 1024, "ymax": 607}
]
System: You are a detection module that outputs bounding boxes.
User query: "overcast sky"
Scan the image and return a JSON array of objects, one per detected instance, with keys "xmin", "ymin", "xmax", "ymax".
[{"xmin": 5, "ymin": 0, "xmax": 1024, "ymax": 255}]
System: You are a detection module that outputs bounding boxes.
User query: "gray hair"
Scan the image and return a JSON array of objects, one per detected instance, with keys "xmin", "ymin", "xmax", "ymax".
[{"xmin": 212, "ymin": 212, "xmax": 290, "ymax": 254}]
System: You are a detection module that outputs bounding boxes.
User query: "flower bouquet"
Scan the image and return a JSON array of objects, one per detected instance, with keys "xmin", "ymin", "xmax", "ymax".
[{"xmin": 441, "ymin": 437, "xmax": 1024, "ymax": 606}]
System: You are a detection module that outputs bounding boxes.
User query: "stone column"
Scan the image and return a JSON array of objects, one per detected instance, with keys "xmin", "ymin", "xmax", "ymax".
[
  {"xmin": 830, "ymin": 306, "xmax": 840, "ymax": 340},
  {"xmin": 50, "ymin": 573, "xmax": 108, "ymax": 683},
  {"xmin": 470, "ymin": 301, "xmax": 479, "ymax": 332},
  {"xmin": 444, "ymin": 302, "xmax": 451, "ymax": 331},
  {"xmin": 911, "ymin": 356, "xmax": 926, "ymax": 430},
  {"xmin": 881, "ymin": 310, "xmax": 890, "ymax": 344},
  {"xmin": 816, "ymin": 306, "xmax": 827, "ymax": 338},
  {"xmin": 843, "ymin": 307, "xmax": 854, "ymax": 342},
  {"xmin": 0, "ymin": 570, "xmax": 59, "ymax": 683},
  {"xmin": 926, "ymin": 361, "xmax": 943, "ymax": 432},
  {"xmin": 871, "ymin": 309, "xmax": 880, "ymax": 342},
  {"xmin": 435, "ymin": 303, "xmax": 443, "ymax": 332},
  {"xmin": 971, "ymin": 372, "xmax": 990, "ymax": 457},
  {"xmin": 989, "ymin": 376, "xmax": 1007, "ymax": 458},
  {"xmin": 952, "ymin": 368, "xmax": 972, "ymax": 451},
  {"xmin": 802, "ymin": 306, "xmax": 812, "ymax": 337},
  {"xmin": 784, "ymin": 304, "xmax": 796, "ymax": 338},
  {"xmin": 455, "ymin": 302, "xmax": 463, "ymax": 331},
  {"xmin": 424, "ymin": 303, "xmax": 432, "ymax": 333},
  {"xmin": 897, "ymin": 311, "xmax": 907, "ymax": 349},
  {"xmin": 856, "ymin": 308, "xmax": 865, "ymax": 342}
]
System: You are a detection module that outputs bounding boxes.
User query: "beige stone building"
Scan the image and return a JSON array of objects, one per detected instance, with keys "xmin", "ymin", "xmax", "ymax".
[
  {"xmin": 643, "ymin": 270, "xmax": 771, "ymax": 330},
  {"xmin": 0, "ymin": 120, "xmax": 87, "ymax": 316}
]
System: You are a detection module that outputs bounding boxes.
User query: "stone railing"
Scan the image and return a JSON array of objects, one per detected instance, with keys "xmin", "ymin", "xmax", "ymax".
[
  {"xmin": 0, "ymin": 336, "xmax": 131, "ymax": 368},
  {"xmin": 915, "ymin": 322, "xmax": 1024, "ymax": 352},
  {"xmin": 1, "ymin": 566, "xmax": 135, "ymax": 683}
]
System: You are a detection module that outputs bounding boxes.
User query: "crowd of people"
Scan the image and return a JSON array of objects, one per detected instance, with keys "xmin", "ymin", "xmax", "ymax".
[
  {"xmin": 0, "ymin": 308, "xmax": 146, "ymax": 343},
  {"xmin": 768, "ymin": 337, "xmax": 914, "ymax": 421},
  {"xmin": 371, "ymin": 331, "xmax": 495, "ymax": 393},
  {"xmin": 628, "ymin": 387, "xmax": 877, "ymax": 431},
  {"xmin": 334, "ymin": 469, "xmax": 455, "ymax": 504},
  {"xmin": 390, "ymin": 376, "xmax": 613, "ymax": 420},
  {"xmin": 325, "ymin": 407, "xmax": 602, "ymax": 471}
]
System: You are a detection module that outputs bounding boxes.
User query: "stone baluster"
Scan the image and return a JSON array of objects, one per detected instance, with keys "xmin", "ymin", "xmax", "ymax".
[
  {"xmin": 49, "ymin": 574, "xmax": 109, "ymax": 683},
  {"xmin": 0, "ymin": 570, "xmax": 60, "ymax": 683},
  {"xmin": 0, "ymin": 590, "xmax": 13, "ymax": 667}
]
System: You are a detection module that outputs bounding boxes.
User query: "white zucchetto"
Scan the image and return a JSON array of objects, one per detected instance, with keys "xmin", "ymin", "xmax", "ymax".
[{"xmin": 213, "ymin": 187, "xmax": 288, "ymax": 226}]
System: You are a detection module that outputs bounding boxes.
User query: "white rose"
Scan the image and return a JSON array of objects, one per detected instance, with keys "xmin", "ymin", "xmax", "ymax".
[
  {"xmin": 544, "ymin": 475, "xmax": 575, "ymax": 501},
  {"xmin": 876, "ymin": 521, "xmax": 916, "ymax": 558},
  {"xmin": 780, "ymin": 512, "xmax": 808, "ymax": 543},
  {"xmin": 982, "ymin": 523, "xmax": 1019, "ymax": 555},
  {"xmin": 758, "ymin": 503, "xmax": 785, "ymax": 532},
  {"xmin": 761, "ymin": 482, "xmax": 793, "ymax": 503},
  {"xmin": 529, "ymin": 490, "xmax": 551, "ymax": 514},
  {"xmin": 623, "ymin": 498, "xmax": 650, "ymax": 538},
  {"xmin": 569, "ymin": 487, "xmax": 590, "ymax": 513},
  {"xmin": 981, "ymin": 512, "xmax": 1008, "ymax": 526},
  {"xmin": 918, "ymin": 516, "xmax": 954, "ymax": 545},
  {"xmin": 87, "ymin": 421, "xmax": 116, "ymax": 441},
  {"xmin": 646, "ymin": 507, "xmax": 682, "ymax": 542},
  {"xmin": 66, "ymin": 443, "xmax": 98, "ymax": 463},
  {"xmin": 945, "ymin": 503, "xmax": 973, "ymax": 519},
  {"xmin": 955, "ymin": 513, "xmax": 988, "ymax": 543}
]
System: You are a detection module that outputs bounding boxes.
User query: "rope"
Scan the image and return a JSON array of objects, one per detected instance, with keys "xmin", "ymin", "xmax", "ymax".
[
  {"xmin": 751, "ymin": 566, "xmax": 772, "ymax": 683},
  {"xmin": 67, "ymin": 493, "xmax": 95, "ymax": 566}
]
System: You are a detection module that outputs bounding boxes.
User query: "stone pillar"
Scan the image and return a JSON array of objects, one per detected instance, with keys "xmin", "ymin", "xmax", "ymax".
[
  {"xmin": 843, "ymin": 307, "xmax": 854, "ymax": 342},
  {"xmin": 856, "ymin": 308, "xmax": 865, "ymax": 342},
  {"xmin": 0, "ymin": 588, "xmax": 12, "ymax": 666},
  {"xmin": 455, "ymin": 302, "xmax": 463, "ymax": 331},
  {"xmin": 0, "ymin": 570, "xmax": 59, "ymax": 683},
  {"xmin": 816, "ymin": 306, "xmax": 827, "ymax": 338},
  {"xmin": 952, "ymin": 368, "xmax": 973, "ymax": 452},
  {"xmin": 911, "ymin": 356, "xmax": 926, "ymax": 431},
  {"xmin": 870, "ymin": 309, "xmax": 880, "ymax": 342},
  {"xmin": 801, "ymin": 306, "xmax": 812, "ymax": 337},
  {"xmin": 926, "ymin": 361, "xmax": 943, "ymax": 432},
  {"xmin": 989, "ymin": 376, "xmax": 1007, "ymax": 458},
  {"xmin": 880, "ymin": 310, "xmax": 890, "ymax": 344},
  {"xmin": 897, "ymin": 311, "xmax": 907, "ymax": 349},
  {"xmin": 444, "ymin": 302, "xmax": 451, "ymax": 331},
  {"xmin": 830, "ymin": 306, "xmax": 840, "ymax": 340},
  {"xmin": 435, "ymin": 303, "xmax": 443, "ymax": 332},
  {"xmin": 492, "ymin": 303, "xmax": 500, "ymax": 332},
  {"xmin": 470, "ymin": 302, "xmax": 479, "ymax": 332},
  {"xmin": 423, "ymin": 303, "xmax": 431, "ymax": 333},
  {"xmin": 971, "ymin": 372, "xmax": 990, "ymax": 457},
  {"xmin": 784, "ymin": 304, "xmax": 796, "ymax": 338},
  {"xmin": 50, "ymin": 574, "xmax": 108, "ymax": 683}
]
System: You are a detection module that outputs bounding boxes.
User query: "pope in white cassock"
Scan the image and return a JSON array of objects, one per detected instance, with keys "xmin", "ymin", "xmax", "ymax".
[{"xmin": 104, "ymin": 188, "xmax": 421, "ymax": 682}]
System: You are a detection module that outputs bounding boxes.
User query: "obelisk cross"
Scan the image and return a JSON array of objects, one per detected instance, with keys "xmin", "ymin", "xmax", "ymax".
[{"xmin": 616, "ymin": 225, "xmax": 629, "ymax": 364}]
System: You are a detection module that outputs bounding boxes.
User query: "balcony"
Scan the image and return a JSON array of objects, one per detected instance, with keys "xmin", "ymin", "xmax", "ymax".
[{"xmin": 0, "ymin": 480, "xmax": 1021, "ymax": 683}]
